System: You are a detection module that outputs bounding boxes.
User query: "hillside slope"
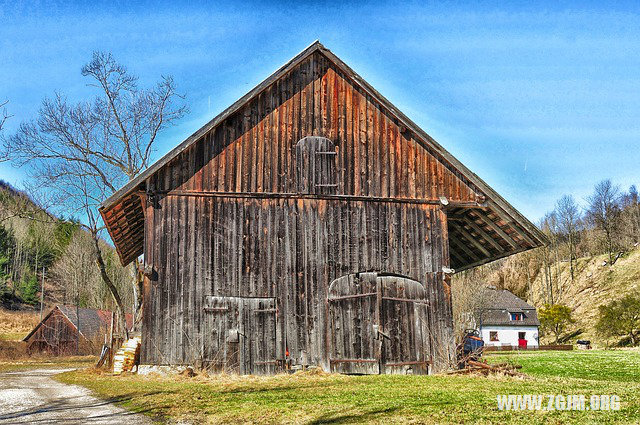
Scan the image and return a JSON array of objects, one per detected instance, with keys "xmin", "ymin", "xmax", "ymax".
[
  {"xmin": 0, "ymin": 180, "xmax": 134, "ymax": 318},
  {"xmin": 527, "ymin": 247, "xmax": 640, "ymax": 344}
]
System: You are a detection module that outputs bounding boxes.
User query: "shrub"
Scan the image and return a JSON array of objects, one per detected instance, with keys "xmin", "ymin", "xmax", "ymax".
[{"xmin": 596, "ymin": 295, "xmax": 640, "ymax": 346}]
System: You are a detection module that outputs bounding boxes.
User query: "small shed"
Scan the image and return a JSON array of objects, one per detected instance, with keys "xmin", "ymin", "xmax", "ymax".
[
  {"xmin": 23, "ymin": 306, "xmax": 131, "ymax": 355},
  {"xmin": 477, "ymin": 288, "xmax": 540, "ymax": 348}
]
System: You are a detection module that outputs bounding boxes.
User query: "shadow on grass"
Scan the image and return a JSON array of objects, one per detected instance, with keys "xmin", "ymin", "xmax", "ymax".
[
  {"xmin": 221, "ymin": 382, "xmax": 341, "ymax": 394},
  {"xmin": 309, "ymin": 406, "xmax": 400, "ymax": 424},
  {"xmin": 0, "ymin": 392, "xmax": 164, "ymax": 424}
]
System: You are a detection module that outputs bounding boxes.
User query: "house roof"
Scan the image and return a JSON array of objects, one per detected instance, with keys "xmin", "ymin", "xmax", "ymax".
[
  {"xmin": 478, "ymin": 288, "xmax": 540, "ymax": 327},
  {"xmin": 23, "ymin": 305, "xmax": 133, "ymax": 342},
  {"xmin": 99, "ymin": 40, "xmax": 548, "ymax": 268}
]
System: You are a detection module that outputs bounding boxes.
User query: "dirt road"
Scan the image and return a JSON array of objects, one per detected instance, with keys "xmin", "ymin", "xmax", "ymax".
[{"xmin": 0, "ymin": 369, "xmax": 151, "ymax": 424}]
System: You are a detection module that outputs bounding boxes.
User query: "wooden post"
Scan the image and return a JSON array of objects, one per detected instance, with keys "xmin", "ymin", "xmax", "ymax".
[
  {"xmin": 109, "ymin": 311, "xmax": 115, "ymax": 368},
  {"xmin": 375, "ymin": 274, "xmax": 382, "ymax": 374},
  {"xmin": 39, "ymin": 267, "xmax": 45, "ymax": 320}
]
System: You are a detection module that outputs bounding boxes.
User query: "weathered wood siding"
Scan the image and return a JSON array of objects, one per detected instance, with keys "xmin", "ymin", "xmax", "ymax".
[
  {"xmin": 141, "ymin": 51, "xmax": 460, "ymax": 373},
  {"xmin": 143, "ymin": 198, "xmax": 454, "ymax": 371},
  {"xmin": 148, "ymin": 52, "xmax": 477, "ymax": 201}
]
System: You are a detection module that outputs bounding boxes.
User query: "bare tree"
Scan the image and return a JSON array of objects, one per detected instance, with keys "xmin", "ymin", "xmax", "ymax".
[
  {"xmin": 586, "ymin": 179, "xmax": 622, "ymax": 264},
  {"xmin": 1, "ymin": 52, "xmax": 187, "ymax": 335},
  {"xmin": 0, "ymin": 100, "xmax": 9, "ymax": 133},
  {"xmin": 538, "ymin": 212, "xmax": 561, "ymax": 304},
  {"xmin": 621, "ymin": 185, "xmax": 640, "ymax": 245},
  {"xmin": 51, "ymin": 230, "xmax": 134, "ymax": 311},
  {"xmin": 556, "ymin": 195, "xmax": 581, "ymax": 281}
]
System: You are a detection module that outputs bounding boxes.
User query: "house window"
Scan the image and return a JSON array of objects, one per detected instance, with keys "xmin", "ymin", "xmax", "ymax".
[
  {"xmin": 490, "ymin": 331, "xmax": 499, "ymax": 341},
  {"xmin": 296, "ymin": 136, "xmax": 337, "ymax": 194},
  {"xmin": 518, "ymin": 332, "xmax": 526, "ymax": 340},
  {"xmin": 510, "ymin": 312, "xmax": 524, "ymax": 321}
]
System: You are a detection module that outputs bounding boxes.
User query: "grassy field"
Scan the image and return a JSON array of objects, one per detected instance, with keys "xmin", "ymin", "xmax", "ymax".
[
  {"xmin": 56, "ymin": 349, "xmax": 640, "ymax": 424},
  {"xmin": 0, "ymin": 332, "xmax": 28, "ymax": 341},
  {"xmin": 0, "ymin": 355, "xmax": 97, "ymax": 372}
]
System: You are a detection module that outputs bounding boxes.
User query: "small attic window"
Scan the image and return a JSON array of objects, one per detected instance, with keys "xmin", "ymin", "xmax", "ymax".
[
  {"xmin": 510, "ymin": 312, "xmax": 524, "ymax": 321},
  {"xmin": 295, "ymin": 136, "xmax": 337, "ymax": 194}
]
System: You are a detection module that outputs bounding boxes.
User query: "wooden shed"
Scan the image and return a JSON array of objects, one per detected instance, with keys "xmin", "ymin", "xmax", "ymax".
[
  {"xmin": 23, "ymin": 305, "xmax": 131, "ymax": 355},
  {"xmin": 100, "ymin": 41, "xmax": 546, "ymax": 374}
]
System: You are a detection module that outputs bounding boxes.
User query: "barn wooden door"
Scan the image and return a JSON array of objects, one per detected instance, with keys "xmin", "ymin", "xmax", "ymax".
[
  {"xmin": 328, "ymin": 273, "xmax": 431, "ymax": 375},
  {"xmin": 204, "ymin": 296, "xmax": 277, "ymax": 374},
  {"xmin": 241, "ymin": 298, "xmax": 278, "ymax": 375},
  {"xmin": 328, "ymin": 273, "xmax": 380, "ymax": 374},
  {"xmin": 378, "ymin": 276, "xmax": 431, "ymax": 375}
]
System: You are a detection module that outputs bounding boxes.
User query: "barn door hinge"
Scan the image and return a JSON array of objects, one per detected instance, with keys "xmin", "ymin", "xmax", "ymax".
[
  {"xmin": 204, "ymin": 307, "xmax": 229, "ymax": 313},
  {"xmin": 372, "ymin": 324, "xmax": 390, "ymax": 340}
]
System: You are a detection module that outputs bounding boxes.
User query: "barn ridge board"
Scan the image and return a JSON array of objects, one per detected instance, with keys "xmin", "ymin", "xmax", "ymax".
[{"xmin": 99, "ymin": 41, "xmax": 546, "ymax": 374}]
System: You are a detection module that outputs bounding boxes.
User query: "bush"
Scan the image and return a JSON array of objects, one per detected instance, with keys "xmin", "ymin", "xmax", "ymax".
[
  {"xmin": 539, "ymin": 304, "xmax": 575, "ymax": 343},
  {"xmin": 596, "ymin": 295, "xmax": 640, "ymax": 346}
]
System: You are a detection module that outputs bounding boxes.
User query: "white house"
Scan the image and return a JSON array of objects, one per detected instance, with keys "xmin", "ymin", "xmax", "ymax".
[{"xmin": 477, "ymin": 287, "xmax": 539, "ymax": 348}]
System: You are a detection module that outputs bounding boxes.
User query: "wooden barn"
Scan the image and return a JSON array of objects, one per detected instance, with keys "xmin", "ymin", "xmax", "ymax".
[
  {"xmin": 100, "ymin": 41, "xmax": 546, "ymax": 374},
  {"xmin": 23, "ymin": 305, "xmax": 131, "ymax": 355}
]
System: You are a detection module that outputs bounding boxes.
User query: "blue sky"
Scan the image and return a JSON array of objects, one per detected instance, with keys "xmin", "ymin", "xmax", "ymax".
[{"xmin": 1, "ymin": 1, "xmax": 639, "ymax": 222}]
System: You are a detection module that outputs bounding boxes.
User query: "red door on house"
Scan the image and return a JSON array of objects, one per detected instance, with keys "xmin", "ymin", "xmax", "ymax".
[{"xmin": 518, "ymin": 332, "xmax": 527, "ymax": 349}]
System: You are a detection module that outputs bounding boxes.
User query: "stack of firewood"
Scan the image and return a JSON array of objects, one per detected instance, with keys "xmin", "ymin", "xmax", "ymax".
[
  {"xmin": 113, "ymin": 336, "xmax": 141, "ymax": 374},
  {"xmin": 449, "ymin": 360, "xmax": 524, "ymax": 377}
]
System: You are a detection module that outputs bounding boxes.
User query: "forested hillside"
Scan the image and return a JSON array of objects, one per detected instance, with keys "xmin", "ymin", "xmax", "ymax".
[
  {"xmin": 453, "ymin": 180, "xmax": 640, "ymax": 346},
  {"xmin": 0, "ymin": 180, "xmax": 134, "ymax": 313}
]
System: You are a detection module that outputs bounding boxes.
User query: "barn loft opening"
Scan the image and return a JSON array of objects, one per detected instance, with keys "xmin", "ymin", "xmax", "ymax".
[{"xmin": 295, "ymin": 136, "xmax": 337, "ymax": 195}]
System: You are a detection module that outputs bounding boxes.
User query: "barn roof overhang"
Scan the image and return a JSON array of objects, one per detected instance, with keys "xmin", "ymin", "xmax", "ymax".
[{"xmin": 100, "ymin": 40, "xmax": 548, "ymax": 268}]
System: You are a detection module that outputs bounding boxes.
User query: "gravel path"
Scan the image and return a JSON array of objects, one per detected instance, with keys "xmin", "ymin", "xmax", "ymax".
[{"xmin": 0, "ymin": 369, "xmax": 151, "ymax": 424}]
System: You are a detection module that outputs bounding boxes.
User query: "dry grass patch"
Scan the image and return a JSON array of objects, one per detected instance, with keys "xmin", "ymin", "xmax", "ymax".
[{"xmin": 0, "ymin": 308, "xmax": 39, "ymax": 338}]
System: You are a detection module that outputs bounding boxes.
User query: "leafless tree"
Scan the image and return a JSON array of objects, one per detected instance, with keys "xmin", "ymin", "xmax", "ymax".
[
  {"xmin": 1, "ymin": 52, "xmax": 187, "ymax": 335},
  {"xmin": 556, "ymin": 195, "xmax": 581, "ymax": 281},
  {"xmin": 0, "ymin": 100, "xmax": 9, "ymax": 133},
  {"xmin": 621, "ymin": 185, "xmax": 640, "ymax": 245},
  {"xmin": 51, "ymin": 230, "xmax": 134, "ymax": 311},
  {"xmin": 451, "ymin": 268, "xmax": 490, "ymax": 338},
  {"xmin": 537, "ymin": 212, "xmax": 561, "ymax": 304},
  {"xmin": 586, "ymin": 179, "xmax": 622, "ymax": 264}
]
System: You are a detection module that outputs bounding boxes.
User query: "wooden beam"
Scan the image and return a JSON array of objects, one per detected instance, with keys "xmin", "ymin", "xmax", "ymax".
[
  {"xmin": 461, "ymin": 217, "xmax": 505, "ymax": 253},
  {"xmin": 449, "ymin": 234, "xmax": 481, "ymax": 262},
  {"xmin": 454, "ymin": 226, "xmax": 492, "ymax": 258},
  {"xmin": 453, "ymin": 246, "xmax": 532, "ymax": 272},
  {"xmin": 153, "ymin": 190, "xmax": 485, "ymax": 208},
  {"xmin": 486, "ymin": 202, "xmax": 537, "ymax": 247},
  {"xmin": 473, "ymin": 211, "xmax": 520, "ymax": 249},
  {"xmin": 449, "ymin": 249, "xmax": 466, "ymax": 267}
]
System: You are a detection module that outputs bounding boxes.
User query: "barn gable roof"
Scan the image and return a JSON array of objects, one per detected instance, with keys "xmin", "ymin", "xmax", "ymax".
[
  {"xmin": 23, "ymin": 305, "xmax": 132, "ymax": 342},
  {"xmin": 100, "ymin": 41, "xmax": 547, "ymax": 269}
]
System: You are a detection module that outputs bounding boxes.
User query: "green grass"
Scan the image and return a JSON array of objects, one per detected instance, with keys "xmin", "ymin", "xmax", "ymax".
[
  {"xmin": 55, "ymin": 350, "xmax": 640, "ymax": 424},
  {"xmin": 0, "ymin": 332, "xmax": 28, "ymax": 341},
  {"xmin": 0, "ymin": 355, "xmax": 97, "ymax": 372},
  {"xmin": 486, "ymin": 350, "xmax": 640, "ymax": 383}
]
